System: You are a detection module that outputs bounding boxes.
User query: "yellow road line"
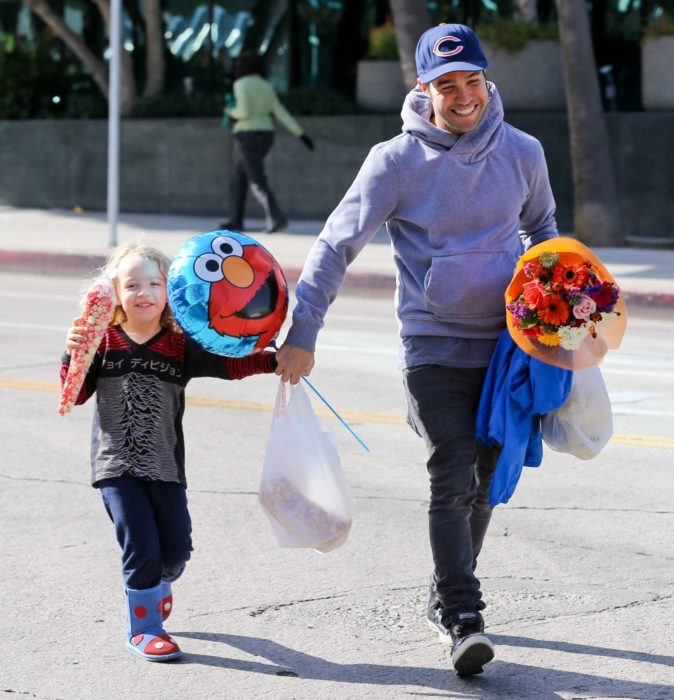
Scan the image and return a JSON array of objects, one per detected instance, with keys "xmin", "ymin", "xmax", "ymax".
[
  {"xmin": 189, "ymin": 395, "xmax": 401, "ymax": 424},
  {"xmin": 1, "ymin": 376, "xmax": 673, "ymax": 449},
  {"xmin": 609, "ymin": 434, "xmax": 674, "ymax": 450},
  {"xmin": 0, "ymin": 377, "xmax": 59, "ymax": 393}
]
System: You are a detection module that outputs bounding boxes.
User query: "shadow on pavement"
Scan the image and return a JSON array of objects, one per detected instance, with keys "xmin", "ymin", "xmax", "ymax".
[
  {"xmin": 491, "ymin": 633, "xmax": 674, "ymax": 668},
  {"xmin": 174, "ymin": 630, "xmax": 671, "ymax": 698}
]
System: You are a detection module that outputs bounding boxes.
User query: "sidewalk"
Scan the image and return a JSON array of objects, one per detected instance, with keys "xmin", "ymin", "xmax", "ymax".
[{"xmin": 1, "ymin": 206, "xmax": 673, "ymax": 305}]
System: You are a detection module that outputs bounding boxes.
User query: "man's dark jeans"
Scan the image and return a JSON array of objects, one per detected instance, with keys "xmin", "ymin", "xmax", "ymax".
[{"xmin": 403, "ymin": 364, "xmax": 499, "ymax": 617}]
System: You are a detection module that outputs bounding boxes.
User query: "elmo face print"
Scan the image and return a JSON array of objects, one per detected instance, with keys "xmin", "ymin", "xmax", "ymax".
[{"xmin": 168, "ymin": 231, "xmax": 288, "ymax": 357}]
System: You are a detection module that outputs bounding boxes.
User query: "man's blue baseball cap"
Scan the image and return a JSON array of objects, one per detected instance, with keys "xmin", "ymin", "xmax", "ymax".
[{"xmin": 415, "ymin": 23, "xmax": 488, "ymax": 83}]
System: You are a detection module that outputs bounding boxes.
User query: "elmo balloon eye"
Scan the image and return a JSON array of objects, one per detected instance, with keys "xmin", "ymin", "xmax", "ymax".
[
  {"xmin": 211, "ymin": 236, "xmax": 243, "ymax": 259},
  {"xmin": 194, "ymin": 253, "xmax": 225, "ymax": 282}
]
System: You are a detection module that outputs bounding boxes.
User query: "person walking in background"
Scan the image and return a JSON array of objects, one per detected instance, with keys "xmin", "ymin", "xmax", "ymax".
[
  {"xmin": 274, "ymin": 23, "xmax": 558, "ymax": 676},
  {"xmin": 220, "ymin": 50, "xmax": 314, "ymax": 234},
  {"xmin": 61, "ymin": 242, "xmax": 277, "ymax": 662}
]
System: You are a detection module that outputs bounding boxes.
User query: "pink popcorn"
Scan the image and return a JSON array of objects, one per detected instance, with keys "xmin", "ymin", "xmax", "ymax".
[{"xmin": 58, "ymin": 276, "xmax": 116, "ymax": 415}]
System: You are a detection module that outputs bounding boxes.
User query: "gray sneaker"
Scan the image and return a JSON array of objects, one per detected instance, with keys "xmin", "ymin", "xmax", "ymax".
[{"xmin": 427, "ymin": 587, "xmax": 494, "ymax": 676}]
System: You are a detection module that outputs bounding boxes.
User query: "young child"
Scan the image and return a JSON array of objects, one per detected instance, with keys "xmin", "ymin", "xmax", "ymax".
[{"xmin": 61, "ymin": 242, "xmax": 276, "ymax": 662}]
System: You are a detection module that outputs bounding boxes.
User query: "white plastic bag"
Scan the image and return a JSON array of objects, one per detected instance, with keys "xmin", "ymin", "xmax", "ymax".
[
  {"xmin": 259, "ymin": 380, "xmax": 352, "ymax": 553},
  {"xmin": 541, "ymin": 365, "xmax": 613, "ymax": 460}
]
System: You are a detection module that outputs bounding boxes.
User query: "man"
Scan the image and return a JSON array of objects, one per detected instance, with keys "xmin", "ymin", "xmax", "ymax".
[{"xmin": 275, "ymin": 23, "xmax": 558, "ymax": 676}]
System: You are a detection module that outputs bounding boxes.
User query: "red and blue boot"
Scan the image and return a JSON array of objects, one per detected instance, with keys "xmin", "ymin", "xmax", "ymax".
[
  {"xmin": 125, "ymin": 583, "xmax": 182, "ymax": 661},
  {"xmin": 160, "ymin": 581, "xmax": 173, "ymax": 622}
]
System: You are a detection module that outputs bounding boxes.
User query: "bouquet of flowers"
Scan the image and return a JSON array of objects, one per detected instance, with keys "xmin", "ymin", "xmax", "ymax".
[
  {"xmin": 506, "ymin": 238, "xmax": 627, "ymax": 370},
  {"xmin": 58, "ymin": 276, "xmax": 116, "ymax": 415}
]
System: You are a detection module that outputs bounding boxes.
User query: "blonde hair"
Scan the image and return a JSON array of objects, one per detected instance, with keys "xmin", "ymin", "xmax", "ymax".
[{"xmin": 102, "ymin": 241, "xmax": 181, "ymax": 332}]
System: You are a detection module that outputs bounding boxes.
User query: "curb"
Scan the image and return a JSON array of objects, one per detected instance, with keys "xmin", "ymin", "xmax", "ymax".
[
  {"xmin": 0, "ymin": 249, "xmax": 670, "ymax": 306},
  {"xmin": 0, "ymin": 250, "xmax": 105, "ymax": 277},
  {"xmin": 621, "ymin": 290, "xmax": 674, "ymax": 309},
  {"xmin": 0, "ymin": 249, "xmax": 397, "ymax": 295}
]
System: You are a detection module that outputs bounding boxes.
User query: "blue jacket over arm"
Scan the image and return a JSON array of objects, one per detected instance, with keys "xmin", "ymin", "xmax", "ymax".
[{"xmin": 476, "ymin": 330, "xmax": 573, "ymax": 505}]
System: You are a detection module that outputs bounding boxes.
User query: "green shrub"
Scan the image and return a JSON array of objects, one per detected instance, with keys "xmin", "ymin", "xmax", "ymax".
[
  {"xmin": 132, "ymin": 87, "xmax": 355, "ymax": 118},
  {"xmin": 476, "ymin": 19, "xmax": 559, "ymax": 52},
  {"xmin": 366, "ymin": 20, "xmax": 399, "ymax": 60},
  {"xmin": 282, "ymin": 87, "xmax": 355, "ymax": 115},
  {"xmin": 0, "ymin": 32, "xmax": 105, "ymax": 119},
  {"xmin": 644, "ymin": 12, "xmax": 674, "ymax": 37},
  {"xmin": 131, "ymin": 92, "xmax": 225, "ymax": 118}
]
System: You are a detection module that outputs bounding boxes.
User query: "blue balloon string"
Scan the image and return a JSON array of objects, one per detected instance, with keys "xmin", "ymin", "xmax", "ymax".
[
  {"xmin": 301, "ymin": 377, "xmax": 370, "ymax": 453},
  {"xmin": 268, "ymin": 341, "xmax": 369, "ymax": 452}
]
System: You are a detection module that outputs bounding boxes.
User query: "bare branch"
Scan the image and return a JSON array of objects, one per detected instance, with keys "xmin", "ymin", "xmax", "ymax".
[
  {"xmin": 143, "ymin": 0, "xmax": 165, "ymax": 98},
  {"xmin": 388, "ymin": 0, "xmax": 431, "ymax": 89},
  {"xmin": 23, "ymin": 0, "xmax": 108, "ymax": 96}
]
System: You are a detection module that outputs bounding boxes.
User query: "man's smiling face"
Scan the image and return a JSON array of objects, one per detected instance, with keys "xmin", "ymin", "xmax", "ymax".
[{"xmin": 418, "ymin": 70, "xmax": 489, "ymax": 135}]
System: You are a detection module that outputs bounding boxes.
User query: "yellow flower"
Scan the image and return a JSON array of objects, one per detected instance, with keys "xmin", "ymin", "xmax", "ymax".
[{"xmin": 537, "ymin": 333, "xmax": 561, "ymax": 347}]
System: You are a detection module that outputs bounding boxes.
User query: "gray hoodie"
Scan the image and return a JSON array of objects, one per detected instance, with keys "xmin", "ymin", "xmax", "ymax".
[{"xmin": 285, "ymin": 84, "xmax": 558, "ymax": 368}]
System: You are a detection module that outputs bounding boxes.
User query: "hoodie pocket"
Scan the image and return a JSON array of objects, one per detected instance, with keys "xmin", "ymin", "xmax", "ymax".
[{"xmin": 424, "ymin": 249, "xmax": 517, "ymax": 323}]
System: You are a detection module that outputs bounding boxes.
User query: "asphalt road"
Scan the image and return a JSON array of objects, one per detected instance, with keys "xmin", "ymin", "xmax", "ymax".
[{"xmin": 1, "ymin": 271, "xmax": 673, "ymax": 700}]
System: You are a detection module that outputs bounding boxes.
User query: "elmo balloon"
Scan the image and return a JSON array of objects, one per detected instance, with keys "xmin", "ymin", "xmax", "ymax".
[{"xmin": 168, "ymin": 231, "xmax": 288, "ymax": 357}]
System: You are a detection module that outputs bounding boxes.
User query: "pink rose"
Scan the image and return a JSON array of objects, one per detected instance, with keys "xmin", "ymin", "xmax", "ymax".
[{"xmin": 572, "ymin": 295, "xmax": 597, "ymax": 320}]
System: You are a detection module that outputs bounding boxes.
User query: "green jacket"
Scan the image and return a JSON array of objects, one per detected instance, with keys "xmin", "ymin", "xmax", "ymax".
[{"xmin": 226, "ymin": 74, "xmax": 303, "ymax": 137}]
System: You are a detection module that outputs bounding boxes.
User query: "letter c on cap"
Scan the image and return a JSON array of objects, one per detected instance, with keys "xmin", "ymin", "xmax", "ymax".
[{"xmin": 432, "ymin": 35, "xmax": 464, "ymax": 58}]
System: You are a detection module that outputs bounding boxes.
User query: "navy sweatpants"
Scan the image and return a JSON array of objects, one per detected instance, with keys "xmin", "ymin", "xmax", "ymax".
[{"xmin": 99, "ymin": 473, "xmax": 193, "ymax": 590}]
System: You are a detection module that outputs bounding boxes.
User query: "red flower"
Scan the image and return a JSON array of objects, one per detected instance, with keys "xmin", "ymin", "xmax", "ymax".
[
  {"xmin": 552, "ymin": 262, "xmax": 590, "ymax": 289},
  {"xmin": 522, "ymin": 280, "xmax": 547, "ymax": 308},
  {"xmin": 538, "ymin": 294, "xmax": 571, "ymax": 326},
  {"xmin": 523, "ymin": 261, "xmax": 546, "ymax": 281},
  {"xmin": 588, "ymin": 281, "xmax": 617, "ymax": 309},
  {"xmin": 520, "ymin": 326, "xmax": 543, "ymax": 338}
]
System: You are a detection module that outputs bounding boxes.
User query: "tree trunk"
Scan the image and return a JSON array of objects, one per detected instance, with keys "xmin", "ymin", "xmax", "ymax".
[
  {"xmin": 91, "ymin": 0, "xmax": 137, "ymax": 115},
  {"xmin": 556, "ymin": 0, "xmax": 624, "ymax": 245},
  {"xmin": 388, "ymin": 0, "xmax": 431, "ymax": 89},
  {"xmin": 24, "ymin": 0, "xmax": 138, "ymax": 116},
  {"xmin": 23, "ymin": 0, "xmax": 108, "ymax": 97},
  {"xmin": 142, "ymin": 0, "xmax": 165, "ymax": 98}
]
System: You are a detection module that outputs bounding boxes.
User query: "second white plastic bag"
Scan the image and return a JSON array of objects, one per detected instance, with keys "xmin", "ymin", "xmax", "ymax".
[
  {"xmin": 259, "ymin": 380, "xmax": 352, "ymax": 553},
  {"xmin": 541, "ymin": 365, "xmax": 613, "ymax": 460}
]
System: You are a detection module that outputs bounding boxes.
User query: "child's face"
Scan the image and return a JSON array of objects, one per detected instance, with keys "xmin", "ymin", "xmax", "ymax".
[{"xmin": 116, "ymin": 255, "xmax": 167, "ymax": 328}]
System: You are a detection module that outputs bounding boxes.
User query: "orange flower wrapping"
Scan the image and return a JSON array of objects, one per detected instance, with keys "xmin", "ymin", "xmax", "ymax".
[{"xmin": 58, "ymin": 277, "xmax": 116, "ymax": 415}]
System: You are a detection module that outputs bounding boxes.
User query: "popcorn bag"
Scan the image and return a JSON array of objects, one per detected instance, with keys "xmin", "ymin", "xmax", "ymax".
[
  {"xmin": 58, "ymin": 276, "xmax": 116, "ymax": 415},
  {"xmin": 259, "ymin": 380, "xmax": 352, "ymax": 553}
]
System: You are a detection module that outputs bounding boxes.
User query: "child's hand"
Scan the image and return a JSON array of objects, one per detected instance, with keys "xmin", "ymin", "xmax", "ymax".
[{"xmin": 65, "ymin": 318, "xmax": 87, "ymax": 355}]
